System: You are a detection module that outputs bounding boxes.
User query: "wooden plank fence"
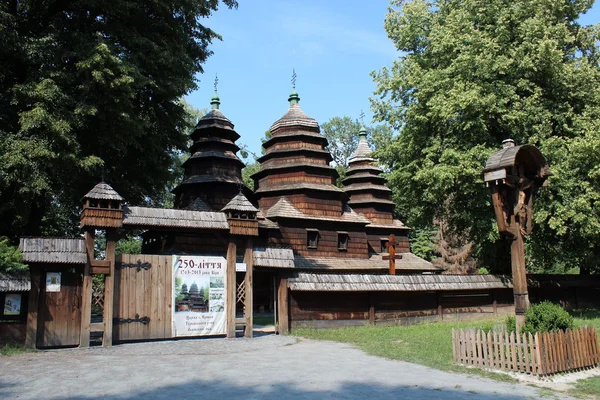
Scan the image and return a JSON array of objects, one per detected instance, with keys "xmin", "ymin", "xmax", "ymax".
[{"xmin": 452, "ymin": 326, "xmax": 600, "ymax": 375}]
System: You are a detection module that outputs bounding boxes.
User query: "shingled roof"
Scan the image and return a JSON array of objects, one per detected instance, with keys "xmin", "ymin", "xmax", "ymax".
[
  {"xmin": 222, "ymin": 193, "xmax": 258, "ymax": 213},
  {"xmin": 270, "ymin": 103, "xmax": 319, "ymax": 132},
  {"xmin": 266, "ymin": 198, "xmax": 370, "ymax": 224},
  {"xmin": 253, "ymin": 248, "xmax": 295, "ymax": 268},
  {"xmin": 0, "ymin": 272, "xmax": 31, "ymax": 292},
  {"xmin": 292, "ymin": 252, "xmax": 439, "ymax": 272},
  {"xmin": 82, "ymin": 182, "xmax": 124, "ymax": 201},
  {"xmin": 288, "ymin": 273, "xmax": 512, "ymax": 291},
  {"xmin": 349, "ymin": 134, "xmax": 374, "ymax": 162},
  {"xmin": 123, "ymin": 206, "xmax": 229, "ymax": 229},
  {"xmin": 19, "ymin": 238, "xmax": 87, "ymax": 264},
  {"xmin": 185, "ymin": 197, "xmax": 213, "ymax": 212}
]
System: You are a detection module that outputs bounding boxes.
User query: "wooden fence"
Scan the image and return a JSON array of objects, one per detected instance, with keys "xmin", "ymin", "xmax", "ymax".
[{"xmin": 452, "ymin": 326, "xmax": 600, "ymax": 375}]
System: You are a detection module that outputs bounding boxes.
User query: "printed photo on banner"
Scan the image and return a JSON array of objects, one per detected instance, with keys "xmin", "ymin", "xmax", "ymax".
[{"xmin": 172, "ymin": 255, "xmax": 227, "ymax": 337}]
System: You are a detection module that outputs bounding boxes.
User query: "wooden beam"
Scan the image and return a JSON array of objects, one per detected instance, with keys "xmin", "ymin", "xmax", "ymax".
[
  {"xmin": 25, "ymin": 265, "xmax": 41, "ymax": 349},
  {"xmin": 244, "ymin": 237, "xmax": 253, "ymax": 338},
  {"xmin": 509, "ymin": 217, "xmax": 529, "ymax": 333},
  {"xmin": 226, "ymin": 236, "xmax": 237, "ymax": 338},
  {"xmin": 277, "ymin": 277, "xmax": 289, "ymax": 335},
  {"xmin": 369, "ymin": 292, "xmax": 375, "ymax": 326},
  {"xmin": 79, "ymin": 229, "xmax": 95, "ymax": 348},
  {"xmin": 490, "ymin": 185, "xmax": 508, "ymax": 234},
  {"xmin": 102, "ymin": 229, "xmax": 117, "ymax": 347},
  {"xmin": 382, "ymin": 234, "xmax": 402, "ymax": 275}
]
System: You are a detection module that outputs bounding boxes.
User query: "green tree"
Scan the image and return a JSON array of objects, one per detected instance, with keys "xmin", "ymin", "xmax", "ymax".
[
  {"xmin": 0, "ymin": 0, "xmax": 237, "ymax": 241},
  {"xmin": 0, "ymin": 237, "xmax": 27, "ymax": 273},
  {"xmin": 320, "ymin": 116, "xmax": 394, "ymax": 186},
  {"xmin": 372, "ymin": 0, "xmax": 600, "ymax": 273}
]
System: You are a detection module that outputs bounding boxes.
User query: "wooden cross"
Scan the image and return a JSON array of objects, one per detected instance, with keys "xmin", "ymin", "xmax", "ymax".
[{"xmin": 382, "ymin": 234, "xmax": 402, "ymax": 275}]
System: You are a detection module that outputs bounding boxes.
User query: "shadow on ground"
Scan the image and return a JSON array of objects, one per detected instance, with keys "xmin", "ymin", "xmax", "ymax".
[{"xmin": 0, "ymin": 377, "xmax": 545, "ymax": 400}]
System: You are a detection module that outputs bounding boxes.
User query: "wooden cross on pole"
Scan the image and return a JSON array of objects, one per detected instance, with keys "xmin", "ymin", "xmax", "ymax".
[{"xmin": 382, "ymin": 234, "xmax": 402, "ymax": 275}]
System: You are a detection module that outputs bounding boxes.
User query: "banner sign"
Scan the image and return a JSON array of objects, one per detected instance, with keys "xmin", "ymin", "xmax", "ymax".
[{"xmin": 172, "ymin": 256, "xmax": 227, "ymax": 337}]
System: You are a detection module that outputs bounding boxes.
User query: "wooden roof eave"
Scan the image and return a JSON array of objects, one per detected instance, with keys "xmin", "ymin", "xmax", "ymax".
[
  {"xmin": 257, "ymin": 148, "xmax": 333, "ymax": 163},
  {"xmin": 261, "ymin": 131, "xmax": 328, "ymax": 149},
  {"xmin": 250, "ymin": 163, "xmax": 339, "ymax": 180}
]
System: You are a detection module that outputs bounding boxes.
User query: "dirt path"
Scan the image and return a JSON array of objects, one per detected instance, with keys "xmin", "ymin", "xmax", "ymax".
[{"xmin": 0, "ymin": 335, "xmax": 572, "ymax": 399}]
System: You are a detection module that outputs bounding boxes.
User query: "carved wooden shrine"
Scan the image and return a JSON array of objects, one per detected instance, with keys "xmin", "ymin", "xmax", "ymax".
[{"xmin": 483, "ymin": 139, "xmax": 550, "ymax": 331}]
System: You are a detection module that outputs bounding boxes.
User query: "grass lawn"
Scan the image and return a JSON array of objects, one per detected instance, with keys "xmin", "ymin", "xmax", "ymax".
[
  {"xmin": 294, "ymin": 309, "xmax": 600, "ymax": 394},
  {"xmin": 294, "ymin": 317, "xmax": 517, "ymax": 383}
]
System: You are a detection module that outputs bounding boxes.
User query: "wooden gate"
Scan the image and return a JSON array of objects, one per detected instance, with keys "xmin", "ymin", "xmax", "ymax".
[
  {"xmin": 37, "ymin": 269, "xmax": 82, "ymax": 348},
  {"xmin": 114, "ymin": 254, "xmax": 173, "ymax": 342}
]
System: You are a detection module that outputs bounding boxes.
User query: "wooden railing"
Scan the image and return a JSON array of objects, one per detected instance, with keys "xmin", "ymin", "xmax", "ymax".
[{"xmin": 452, "ymin": 326, "xmax": 600, "ymax": 375}]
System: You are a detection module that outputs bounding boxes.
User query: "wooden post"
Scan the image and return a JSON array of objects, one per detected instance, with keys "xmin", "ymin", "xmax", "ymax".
[
  {"xmin": 80, "ymin": 229, "xmax": 95, "ymax": 347},
  {"xmin": 369, "ymin": 292, "xmax": 375, "ymax": 326},
  {"xmin": 226, "ymin": 236, "xmax": 236, "ymax": 338},
  {"xmin": 509, "ymin": 216, "xmax": 529, "ymax": 334},
  {"xmin": 25, "ymin": 265, "xmax": 41, "ymax": 348},
  {"xmin": 102, "ymin": 229, "xmax": 118, "ymax": 347},
  {"xmin": 382, "ymin": 234, "xmax": 402, "ymax": 275},
  {"xmin": 277, "ymin": 277, "xmax": 289, "ymax": 334},
  {"xmin": 243, "ymin": 237, "xmax": 253, "ymax": 338}
]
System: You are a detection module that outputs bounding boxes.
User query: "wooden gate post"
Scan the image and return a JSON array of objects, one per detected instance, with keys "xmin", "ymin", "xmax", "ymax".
[
  {"xmin": 25, "ymin": 265, "xmax": 41, "ymax": 348},
  {"xmin": 277, "ymin": 276, "xmax": 289, "ymax": 334},
  {"xmin": 226, "ymin": 236, "xmax": 237, "ymax": 338},
  {"xmin": 102, "ymin": 229, "xmax": 118, "ymax": 347},
  {"xmin": 80, "ymin": 229, "xmax": 95, "ymax": 347},
  {"xmin": 244, "ymin": 238, "xmax": 254, "ymax": 338}
]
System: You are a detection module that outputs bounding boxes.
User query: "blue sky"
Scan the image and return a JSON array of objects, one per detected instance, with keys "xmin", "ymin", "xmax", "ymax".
[{"xmin": 186, "ymin": 0, "xmax": 600, "ymax": 159}]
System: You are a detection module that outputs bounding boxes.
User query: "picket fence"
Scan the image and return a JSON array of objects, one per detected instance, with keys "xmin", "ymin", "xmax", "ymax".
[{"xmin": 452, "ymin": 326, "xmax": 600, "ymax": 375}]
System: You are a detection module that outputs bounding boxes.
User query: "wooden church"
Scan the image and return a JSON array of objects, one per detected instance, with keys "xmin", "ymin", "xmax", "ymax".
[{"xmin": 17, "ymin": 83, "xmax": 442, "ymax": 349}]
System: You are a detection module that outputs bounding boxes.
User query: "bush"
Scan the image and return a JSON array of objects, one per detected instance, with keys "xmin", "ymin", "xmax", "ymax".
[
  {"xmin": 522, "ymin": 301, "xmax": 574, "ymax": 334},
  {"xmin": 505, "ymin": 302, "xmax": 574, "ymax": 334},
  {"xmin": 506, "ymin": 315, "xmax": 516, "ymax": 333}
]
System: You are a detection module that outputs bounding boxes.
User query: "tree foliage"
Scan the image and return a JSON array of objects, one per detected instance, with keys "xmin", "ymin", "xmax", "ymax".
[
  {"xmin": 321, "ymin": 116, "xmax": 394, "ymax": 168},
  {"xmin": 0, "ymin": 0, "xmax": 237, "ymax": 241},
  {"xmin": 320, "ymin": 116, "xmax": 394, "ymax": 187},
  {"xmin": 372, "ymin": 0, "xmax": 600, "ymax": 273},
  {"xmin": 0, "ymin": 237, "xmax": 27, "ymax": 273}
]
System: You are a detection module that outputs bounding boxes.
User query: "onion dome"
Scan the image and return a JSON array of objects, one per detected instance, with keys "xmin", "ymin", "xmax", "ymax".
[
  {"xmin": 181, "ymin": 283, "xmax": 188, "ymax": 295},
  {"xmin": 342, "ymin": 125, "xmax": 395, "ymax": 225},
  {"xmin": 253, "ymin": 86, "xmax": 347, "ymax": 218},
  {"xmin": 173, "ymin": 89, "xmax": 247, "ymax": 211},
  {"xmin": 189, "ymin": 282, "xmax": 199, "ymax": 295}
]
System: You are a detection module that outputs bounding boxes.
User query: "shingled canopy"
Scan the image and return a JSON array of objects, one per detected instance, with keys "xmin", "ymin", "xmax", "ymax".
[
  {"xmin": 82, "ymin": 182, "xmax": 124, "ymax": 201},
  {"xmin": 288, "ymin": 273, "xmax": 512, "ymax": 291},
  {"xmin": 221, "ymin": 193, "xmax": 258, "ymax": 213},
  {"xmin": 19, "ymin": 238, "xmax": 86, "ymax": 264},
  {"xmin": 0, "ymin": 272, "xmax": 31, "ymax": 292}
]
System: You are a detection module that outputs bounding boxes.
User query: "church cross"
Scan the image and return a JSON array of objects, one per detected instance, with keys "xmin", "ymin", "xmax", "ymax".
[{"xmin": 382, "ymin": 234, "xmax": 402, "ymax": 275}]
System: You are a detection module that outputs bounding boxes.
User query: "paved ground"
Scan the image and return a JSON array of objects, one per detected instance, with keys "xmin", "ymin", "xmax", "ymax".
[{"xmin": 0, "ymin": 334, "xmax": 573, "ymax": 399}]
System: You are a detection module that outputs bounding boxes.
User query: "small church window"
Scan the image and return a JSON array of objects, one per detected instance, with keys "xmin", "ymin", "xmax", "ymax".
[
  {"xmin": 306, "ymin": 229, "xmax": 319, "ymax": 249},
  {"xmin": 380, "ymin": 239, "xmax": 388, "ymax": 253},
  {"xmin": 337, "ymin": 232, "xmax": 349, "ymax": 251}
]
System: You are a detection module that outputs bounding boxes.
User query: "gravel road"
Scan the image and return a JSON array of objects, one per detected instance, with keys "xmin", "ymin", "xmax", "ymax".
[{"xmin": 0, "ymin": 334, "xmax": 572, "ymax": 399}]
